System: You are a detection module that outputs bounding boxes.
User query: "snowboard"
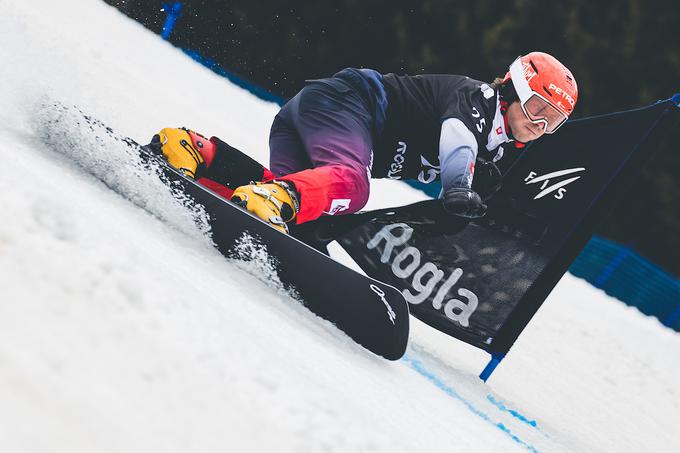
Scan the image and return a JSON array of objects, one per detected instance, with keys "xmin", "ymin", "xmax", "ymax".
[{"xmin": 67, "ymin": 109, "xmax": 410, "ymax": 360}]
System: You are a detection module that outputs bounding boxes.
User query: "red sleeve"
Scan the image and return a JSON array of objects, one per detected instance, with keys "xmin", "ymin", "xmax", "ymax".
[{"xmin": 197, "ymin": 177, "xmax": 234, "ymax": 199}]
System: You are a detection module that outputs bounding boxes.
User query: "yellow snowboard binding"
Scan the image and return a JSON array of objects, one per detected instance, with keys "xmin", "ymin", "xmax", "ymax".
[
  {"xmin": 231, "ymin": 181, "xmax": 300, "ymax": 234},
  {"xmin": 150, "ymin": 127, "xmax": 213, "ymax": 179}
]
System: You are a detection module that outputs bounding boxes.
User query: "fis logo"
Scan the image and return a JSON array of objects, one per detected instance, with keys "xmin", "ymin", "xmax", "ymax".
[
  {"xmin": 370, "ymin": 284, "xmax": 397, "ymax": 325},
  {"xmin": 525, "ymin": 167, "xmax": 586, "ymax": 200}
]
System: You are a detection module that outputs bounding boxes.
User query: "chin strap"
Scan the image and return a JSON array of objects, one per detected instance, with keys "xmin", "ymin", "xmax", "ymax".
[{"xmin": 500, "ymin": 98, "xmax": 511, "ymax": 136}]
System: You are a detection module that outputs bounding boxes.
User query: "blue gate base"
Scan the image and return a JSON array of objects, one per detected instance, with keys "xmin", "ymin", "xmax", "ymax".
[{"xmin": 480, "ymin": 353, "xmax": 506, "ymax": 382}]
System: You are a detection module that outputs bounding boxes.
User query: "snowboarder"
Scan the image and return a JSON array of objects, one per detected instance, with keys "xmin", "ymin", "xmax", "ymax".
[{"xmin": 149, "ymin": 51, "xmax": 578, "ymax": 233}]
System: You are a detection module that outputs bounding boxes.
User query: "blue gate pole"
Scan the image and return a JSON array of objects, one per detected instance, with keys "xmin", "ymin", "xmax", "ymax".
[
  {"xmin": 161, "ymin": 1, "xmax": 182, "ymax": 40},
  {"xmin": 673, "ymin": 92, "xmax": 680, "ymax": 107},
  {"xmin": 479, "ymin": 353, "xmax": 506, "ymax": 382}
]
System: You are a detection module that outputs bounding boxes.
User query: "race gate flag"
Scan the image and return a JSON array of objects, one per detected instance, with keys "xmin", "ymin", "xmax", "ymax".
[{"xmin": 297, "ymin": 94, "xmax": 680, "ymax": 357}]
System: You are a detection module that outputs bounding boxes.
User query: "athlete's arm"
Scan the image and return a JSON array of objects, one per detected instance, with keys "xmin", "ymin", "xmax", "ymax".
[
  {"xmin": 438, "ymin": 117, "xmax": 478, "ymax": 190},
  {"xmin": 439, "ymin": 118, "xmax": 487, "ymax": 219}
]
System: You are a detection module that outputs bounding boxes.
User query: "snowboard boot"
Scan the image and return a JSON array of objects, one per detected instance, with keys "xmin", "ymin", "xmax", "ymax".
[
  {"xmin": 149, "ymin": 127, "xmax": 216, "ymax": 179},
  {"xmin": 231, "ymin": 181, "xmax": 300, "ymax": 234}
]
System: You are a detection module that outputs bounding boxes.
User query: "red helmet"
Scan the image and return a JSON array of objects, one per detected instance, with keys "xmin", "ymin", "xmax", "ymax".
[{"xmin": 502, "ymin": 52, "xmax": 578, "ymax": 133}]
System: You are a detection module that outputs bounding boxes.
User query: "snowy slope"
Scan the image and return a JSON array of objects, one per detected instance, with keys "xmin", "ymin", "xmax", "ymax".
[{"xmin": 1, "ymin": 1, "xmax": 679, "ymax": 452}]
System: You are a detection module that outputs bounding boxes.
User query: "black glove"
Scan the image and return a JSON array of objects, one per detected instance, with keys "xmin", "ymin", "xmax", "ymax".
[{"xmin": 442, "ymin": 187, "xmax": 487, "ymax": 219}]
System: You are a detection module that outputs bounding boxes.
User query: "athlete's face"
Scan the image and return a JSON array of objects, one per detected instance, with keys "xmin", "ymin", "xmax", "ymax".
[{"xmin": 506, "ymin": 101, "xmax": 546, "ymax": 142}]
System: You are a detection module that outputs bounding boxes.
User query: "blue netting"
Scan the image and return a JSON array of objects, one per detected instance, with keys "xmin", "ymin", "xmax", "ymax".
[{"xmin": 570, "ymin": 236, "xmax": 680, "ymax": 331}]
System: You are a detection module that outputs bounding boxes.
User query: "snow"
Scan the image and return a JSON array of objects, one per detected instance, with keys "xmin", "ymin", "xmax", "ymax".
[{"xmin": 1, "ymin": 1, "xmax": 678, "ymax": 452}]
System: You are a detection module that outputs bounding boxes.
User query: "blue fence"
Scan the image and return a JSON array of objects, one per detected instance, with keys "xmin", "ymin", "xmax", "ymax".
[
  {"xmin": 159, "ymin": 5, "xmax": 680, "ymax": 334},
  {"xmin": 570, "ymin": 236, "xmax": 680, "ymax": 331}
]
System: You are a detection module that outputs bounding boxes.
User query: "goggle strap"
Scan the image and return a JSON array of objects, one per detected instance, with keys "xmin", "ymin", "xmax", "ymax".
[{"xmin": 509, "ymin": 57, "xmax": 534, "ymax": 104}]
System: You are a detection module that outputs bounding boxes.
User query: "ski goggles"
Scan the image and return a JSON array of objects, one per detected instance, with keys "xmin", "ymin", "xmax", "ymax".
[{"xmin": 509, "ymin": 57, "xmax": 568, "ymax": 134}]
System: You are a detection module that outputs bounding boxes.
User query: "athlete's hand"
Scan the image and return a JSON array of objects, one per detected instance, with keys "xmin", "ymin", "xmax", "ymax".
[{"xmin": 442, "ymin": 187, "xmax": 487, "ymax": 219}]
